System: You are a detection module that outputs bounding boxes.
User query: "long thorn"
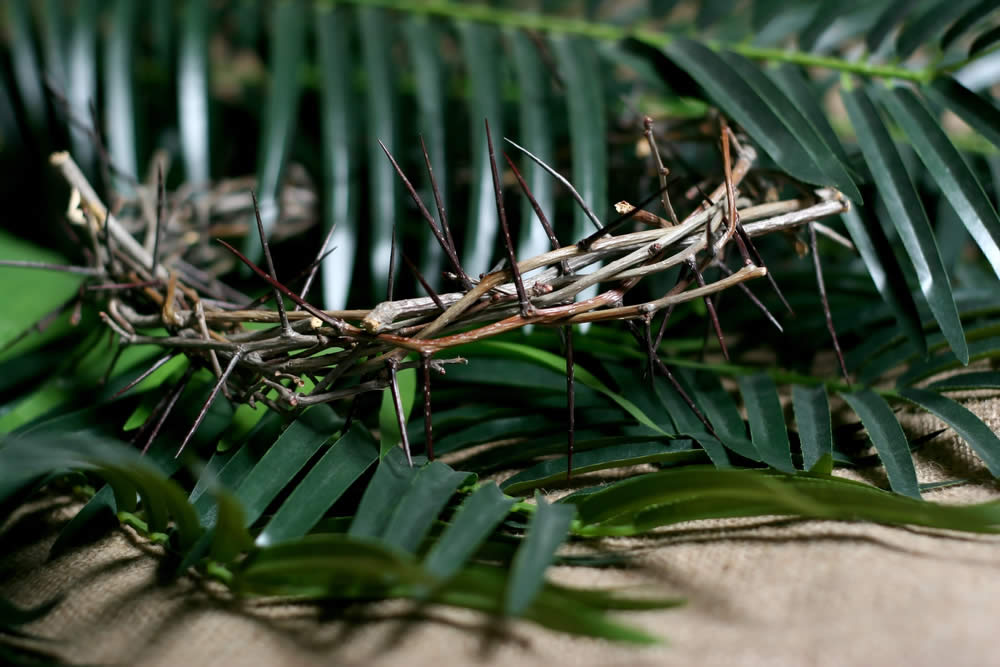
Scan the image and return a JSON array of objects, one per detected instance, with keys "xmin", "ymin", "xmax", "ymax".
[
  {"xmin": 713, "ymin": 260, "xmax": 783, "ymax": 332},
  {"xmin": 690, "ymin": 261, "xmax": 729, "ymax": 361},
  {"xmin": 100, "ymin": 339, "xmax": 125, "ymax": 386},
  {"xmin": 216, "ymin": 239, "xmax": 346, "ymax": 330},
  {"xmin": 297, "ymin": 223, "xmax": 337, "ymax": 307},
  {"xmin": 380, "ymin": 139, "xmax": 471, "ymax": 290},
  {"xmin": 387, "ymin": 223, "xmax": 398, "ymax": 302},
  {"xmin": 625, "ymin": 320, "xmax": 717, "ymax": 438},
  {"xmin": 736, "ymin": 223, "xmax": 793, "ymax": 314},
  {"xmin": 564, "ymin": 325, "xmax": 575, "ymax": 480},
  {"xmin": 176, "ymin": 352, "xmax": 241, "ymax": 458},
  {"xmin": 112, "ymin": 352, "xmax": 176, "ymax": 399},
  {"xmin": 141, "ymin": 365, "xmax": 195, "ymax": 455},
  {"xmin": 422, "ymin": 352, "xmax": 434, "ymax": 461},
  {"xmin": 810, "ymin": 223, "xmax": 850, "ymax": 385},
  {"xmin": 419, "ymin": 136, "xmax": 462, "ymax": 275},
  {"xmin": 250, "ymin": 190, "xmax": 291, "ymax": 334},
  {"xmin": 388, "ymin": 359, "xmax": 413, "ymax": 467},
  {"xmin": 642, "ymin": 316, "xmax": 656, "ymax": 384},
  {"xmin": 487, "ymin": 120, "xmax": 533, "ymax": 318},
  {"xmin": 403, "ymin": 254, "xmax": 446, "ymax": 311},
  {"xmin": 505, "ymin": 137, "xmax": 603, "ymax": 232},
  {"xmin": 152, "ymin": 162, "xmax": 164, "ymax": 273},
  {"xmin": 505, "ymin": 151, "xmax": 569, "ymax": 276}
]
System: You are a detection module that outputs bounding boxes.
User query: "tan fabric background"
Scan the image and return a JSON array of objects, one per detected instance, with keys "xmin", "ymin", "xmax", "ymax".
[{"xmin": 3, "ymin": 395, "xmax": 999, "ymax": 667}]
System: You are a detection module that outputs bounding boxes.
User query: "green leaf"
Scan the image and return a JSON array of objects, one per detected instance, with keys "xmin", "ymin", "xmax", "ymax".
[
  {"xmin": 896, "ymin": 335, "xmax": 1000, "ymax": 386},
  {"xmin": 500, "ymin": 440, "xmax": 706, "ymax": 496},
  {"xmin": 551, "ymin": 33, "xmax": 608, "ymax": 312},
  {"xmin": 877, "ymin": 85, "xmax": 1000, "ymax": 280},
  {"xmin": 66, "ymin": 0, "xmax": 99, "ymax": 176},
  {"xmin": 841, "ymin": 84, "xmax": 967, "ymax": 364},
  {"xmin": 505, "ymin": 491, "xmax": 576, "ymax": 616},
  {"xmin": 570, "ymin": 467, "xmax": 1000, "ymax": 536},
  {"xmin": 841, "ymin": 390, "xmax": 921, "ymax": 498},
  {"xmin": 895, "ymin": 0, "xmax": 981, "ymax": 59},
  {"xmin": 767, "ymin": 64, "xmax": 855, "ymax": 173},
  {"xmin": 380, "ymin": 462, "xmax": 471, "ymax": 553},
  {"xmin": 653, "ymin": 375, "xmax": 731, "ymax": 466},
  {"xmin": 316, "ymin": 4, "xmax": 358, "ymax": 309},
  {"xmin": 792, "ymin": 384, "xmax": 832, "ymax": 471},
  {"xmin": 969, "ymin": 23, "xmax": 1000, "ymax": 56},
  {"xmin": 49, "ymin": 484, "xmax": 117, "ymax": 558},
  {"xmin": 357, "ymin": 6, "xmax": 397, "ymax": 293},
  {"xmin": 233, "ymin": 409, "xmax": 336, "ymax": 527},
  {"xmin": 925, "ymin": 77, "xmax": 1000, "ymax": 152},
  {"xmin": 720, "ymin": 51, "xmax": 863, "ymax": 200},
  {"xmin": 897, "ymin": 387, "xmax": 1000, "ymax": 476},
  {"xmin": 689, "ymin": 372, "xmax": 759, "ymax": 461},
  {"xmin": 738, "ymin": 373, "xmax": 795, "ymax": 473},
  {"xmin": 457, "ymin": 21, "xmax": 503, "ymax": 275},
  {"xmin": 178, "ymin": 0, "xmax": 211, "ymax": 185},
  {"xmin": 940, "ymin": 1, "xmax": 1000, "ymax": 51},
  {"xmin": 424, "ymin": 483, "xmax": 515, "ymax": 579},
  {"xmin": 209, "ymin": 487, "xmax": 253, "ymax": 563},
  {"xmin": 243, "ymin": 0, "xmax": 305, "ymax": 264},
  {"xmin": 0, "ymin": 230, "xmax": 85, "ymax": 350},
  {"xmin": 378, "ymin": 357, "xmax": 417, "ymax": 457},
  {"xmin": 927, "ymin": 370, "xmax": 1000, "ymax": 391},
  {"xmin": 103, "ymin": 0, "xmax": 138, "ymax": 188},
  {"xmin": 459, "ymin": 341, "xmax": 667, "ymax": 435},
  {"xmin": 509, "ymin": 28, "xmax": 556, "ymax": 262},
  {"xmin": 348, "ymin": 448, "xmax": 421, "ymax": 539},
  {"xmin": 256, "ymin": 424, "xmax": 378, "ymax": 547},
  {"xmin": 7, "ymin": 0, "xmax": 47, "ymax": 131},
  {"xmin": 236, "ymin": 533, "xmax": 429, "ymax": 598},
  {"xmin": 661, "ymin": 39, "xmax": 841, "ymax": 194},
  {"xmin": 866, "ymin": 0, "xmax": 915, "ymax": 53},
  {"xmin": 838, "ymin": 207, "xmax": 926, "ymax": 357}
]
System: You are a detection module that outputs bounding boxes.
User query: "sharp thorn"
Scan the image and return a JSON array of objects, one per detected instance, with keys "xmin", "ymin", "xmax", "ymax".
[
  {"xmin": 250, "ymin": 190, "xmax": 291, "ymax": 334},
  {"xmin": 176, "ymin": 352, "xmax": 241, "ymax": 458},
  {"xmin": 487, "ymin": 120, "xmax": 533, "ymax": 319}
]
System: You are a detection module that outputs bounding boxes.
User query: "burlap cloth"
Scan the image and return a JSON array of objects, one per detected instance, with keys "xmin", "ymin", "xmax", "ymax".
[{"xmin": 3, "ymin": 393, "xmax": 1000, "ymax": 667}]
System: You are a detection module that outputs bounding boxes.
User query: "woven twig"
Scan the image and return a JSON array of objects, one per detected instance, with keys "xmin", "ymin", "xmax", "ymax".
[{"xmin": 35, "ymin": 125, "xmax": 849, "ymax": 463}]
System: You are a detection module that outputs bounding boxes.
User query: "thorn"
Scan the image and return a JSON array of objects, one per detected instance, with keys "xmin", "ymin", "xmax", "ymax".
[
  {"xmin": 505, "ymin": 137, "xmax": 603, "ymax": 232},
  {"xmin": 505, "ymin": 151, "xmax": 571, "ymax": 277},
  {"xmin": 112, "ymin": 352, "xmax": 176, "ymax": 399},
  {"xmin": 689, "ymin": 262, "xmax": 729, "ymax": 361},
  {"xmin": 736, "ymin": 223, "xmax": 793, "ymax": 315},
  {"xmin": 486, "ymin": 120, "xmax": 533, "ymax": 319},
  {"xmin": 713, "ymin": 260, "xmax": 783, "ymax": 332},
  {"xmin": 100, "ymin": 339, "xmax": 125, "ymax": 385},
  {"xmin": 642, "ymin": 316, "xmax": 656, "ymax": 385},
  {"xmin": 563, "ymin": 325, "xmax": 575, "ymax": 480},
  {"xmin": 216, "ymin": 239, "xmax": 346, "ymax": 331},
  {"xmin": 578, "ymin": 182, "xmax": 673, "ymax": 250},
  {"xmin": 250, "ymin": 190, "xmax": 291, "ymax": 335},
  {"xmin": 379, "ymin": 139, "xmax": 471, "ymax": 290},
  {"xmin": 422, "ymin": 352, "xmax": 434, "ymax": 461},
  {"xmin": 152, "ymin": 162, "xmax": 164, "ymax": 273},
  {"xmin": 297, "ymin": 222, "xmax": 337, "ymax": 307},
  {"xmin": 176, "ymin": 352, "xmax": 241, "ymax": 458},
  {"xmin": 387, "ymin": 222, "xmax": 398, "ymax": 302},
  {"xmin": 403, "ymin": 254, "xmax": 446, "ymax": 311},
  {"xmin": 141, "ymin": 365, "xmax": 195, "ymax": 455},
  {"xmin": 625, "ymin": 320, "xmax": 718, "ymax": 438},
  {"xmin": 387, "ymin": 358, "xmax": 413, "ymax": 467},
  {"xmin": 810, "ymin": 223, "xmax": 850, "ymax": 385},
  {"xmin": 419, "ymin": 136, "xmax": 463, "ymax": 277}
]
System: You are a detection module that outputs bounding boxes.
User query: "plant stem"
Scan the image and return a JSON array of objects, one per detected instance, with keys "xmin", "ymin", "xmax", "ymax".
[{"xmin": 328, "ymin": 0, "xmax": 953, "ymax": 84}]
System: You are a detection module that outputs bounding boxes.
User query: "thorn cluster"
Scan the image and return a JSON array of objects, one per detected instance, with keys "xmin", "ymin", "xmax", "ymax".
[{"xmin": 32, "ymin": 117, "xmax": 851, "ymax": 475}]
